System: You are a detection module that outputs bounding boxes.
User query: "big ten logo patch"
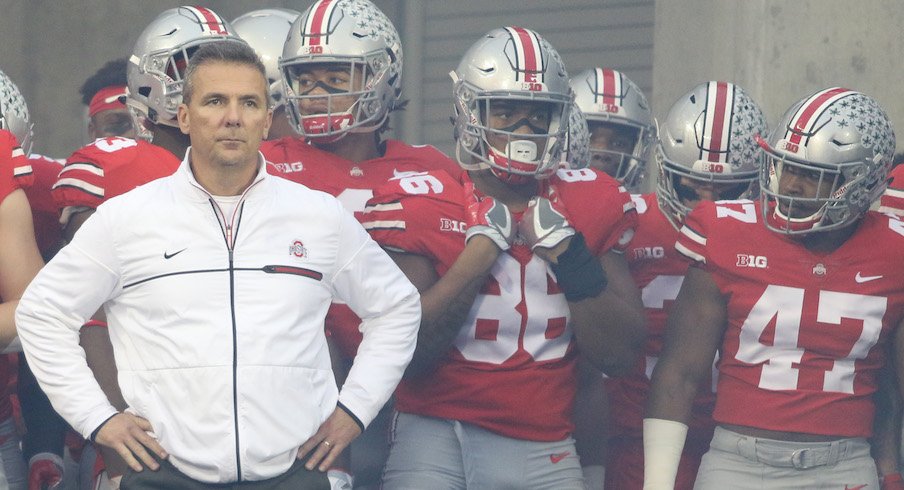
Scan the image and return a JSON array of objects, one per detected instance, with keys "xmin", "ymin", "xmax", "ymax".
[
  {"xmin": 440, "ymin": 218, "xmax": 466, "ymax": 233},
  {"xmin": 736, "ymin": 254, "xmax": 767, "ymax": 268},
  {"xmin": 632, "ymin": 246, "xmax": 665, "ymax": 260}
]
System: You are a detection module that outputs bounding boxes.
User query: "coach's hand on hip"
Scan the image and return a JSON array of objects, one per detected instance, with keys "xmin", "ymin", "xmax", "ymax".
[
  {"xmin": 94, "ymin": 412, "xmax": 168, "ymax": 472},
  {"xmin": 298, "ymin": 407, "xmax": 363, "ymax": 472}
]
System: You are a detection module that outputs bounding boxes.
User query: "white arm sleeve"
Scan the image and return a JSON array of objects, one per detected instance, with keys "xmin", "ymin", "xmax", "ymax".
[
  {"xmin": 329, "ymin": 207, "xmax": 420, "ymax": 429},
  {"xmin": 642, "ymin": 417, "xmax": 688, "ymax": 490},
  {"xmin": 15, "ymin": 207, "xmax": 122, "ymax": 439}
]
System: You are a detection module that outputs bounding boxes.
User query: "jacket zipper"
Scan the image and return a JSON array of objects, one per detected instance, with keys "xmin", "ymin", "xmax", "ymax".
[{"xmin": 199, "ymin": 177, "xmax": 262, "ymax": 482}]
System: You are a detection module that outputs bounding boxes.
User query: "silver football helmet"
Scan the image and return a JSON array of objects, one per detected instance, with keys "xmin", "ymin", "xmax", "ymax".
[
  {"xmin": 452, "ymin": 27, "xmax": 572, "ymax": 183},
  {"xmin": 127, "ymin": 6, "xmax": 244, "ymax": 139},
  {"xmin": 656, "ymin": 81, "xmax": 767, "ymax": 228},
  {"xmin": 571, "ymin": 68, "xmax": 653, "ymax": 191},
  {"xmin": 0, "ymin": 69, "xmax": 32, "ymax": 155},
  {"xmin": 759, "ymin": 87, "xmax": 895, "ymax": 234},
  {"xmin": 564, "ymin": 102, "xmax": 591, "ymax": 169},
  {"xmin": 280, "ymin": 0, "xmax": 403, "ymax": 140},
  {"xmin": 231, "ymin": 8, "xmax": 300, "ymax": 109}
]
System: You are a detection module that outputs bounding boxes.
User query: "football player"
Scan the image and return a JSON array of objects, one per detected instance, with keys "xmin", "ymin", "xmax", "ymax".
[
  {"xmin": 263, "ymin": 2, "xmax": 460, "ymax": 487},
  {"xmin": 79, "ymin": 59, "xmax": 133, "ymax": 141},
  {"xmin": 599, "ymin": 81, "xmax": 766, "ymax": 490},
  {"xmin": 362, "ymin": 27, "xmax": 645, "ymax": 489},
  {"xmin": 56, "ymin": 6, "xmax": 245, "ymax": 242},
  {"xmin": 0, "ymin": 68, "xmax": 42, "ymax": 490},
  {"xmin": 570, "ymin": 68, "xmax": 655, "ymax": 193},
  {"xmin": 231, "ymin": 8, "xmax": 300, "ymax": 140},
  {"xmin": 644, "ymin": 88, "xmax": 904, "ymax": 489}
]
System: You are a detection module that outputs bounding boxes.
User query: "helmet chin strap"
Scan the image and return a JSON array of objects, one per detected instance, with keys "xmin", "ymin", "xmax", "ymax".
[{"xmin": 769, "ymin": 197, "xmax": 828, "ymax": 232}]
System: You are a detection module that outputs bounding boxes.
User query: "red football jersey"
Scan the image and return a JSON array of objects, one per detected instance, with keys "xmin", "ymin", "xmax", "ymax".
[
  {"xmin": 0, "ymin": 129, "xmax": 33, "ymax": 423},
  {"xmin": 607, "ymin": 194, "xmax": 716, "ymax": 438},
  {"xmin": 24, "ymin": 154, "xmax": 63, "ymax": 258},
  {"xmin": 878, "ymin": 164, "xmax": 904, "ymax": 216},
  {"xmin": 263, "ymin": 137, "xmax": 462, "ymax": 213},
  {"xmin": 263, "ymin": 137, "xmax": 462, "ymax": 358},
  {"xmin": 360, "ymin": 167, "xmax": 636, "ymax": 441},
  {"xmin": 676, "ymin": 199, "xmax": 904, "ymax": 437},
  {"xmin": 0, "ymin": 130, "xmax": 33, "ymax": 202},
  {"xmin": 52, "ymin": 137, "xmax": 180, "ymax": 211}
]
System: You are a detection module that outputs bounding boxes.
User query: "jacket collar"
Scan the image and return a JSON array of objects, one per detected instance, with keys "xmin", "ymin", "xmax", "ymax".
[{"xmin": 175, "ymin": 147, "xmax": 270, "ymax": 202}]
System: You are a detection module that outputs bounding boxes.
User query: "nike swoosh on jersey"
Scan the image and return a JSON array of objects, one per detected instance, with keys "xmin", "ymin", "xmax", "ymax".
[
  {"xmin": 549, "ymin": 451, "xmax": 571, "ymax": 464},
  {"xmin": 163, "ymin": 248, "xmax": 187, "ymax": 259},
  {"xmin": 855, "ymin": 272, "xmax": 882, "ymax": 283}
]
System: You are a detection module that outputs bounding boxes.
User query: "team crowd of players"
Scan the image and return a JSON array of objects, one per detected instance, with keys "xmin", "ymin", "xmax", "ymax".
[{"xmin": 2, "ymin": 1, "xmax": 904, "ymax": 489}]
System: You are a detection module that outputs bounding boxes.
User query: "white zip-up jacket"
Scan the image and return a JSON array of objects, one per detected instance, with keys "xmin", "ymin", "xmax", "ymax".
[{"xmin": 16, "ymin": 151, "xmax": 420, "ymax": 483}]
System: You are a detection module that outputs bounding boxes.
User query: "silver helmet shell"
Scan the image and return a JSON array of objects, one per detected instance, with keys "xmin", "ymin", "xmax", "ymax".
[
  {"xmin": 127, "ymin": 6, "xmax": 244, "ymax": 139},
  {"xmin": 280, "ymin": 0, "xmax": 403, "ymax": 139},
  {"xmin": 451, "ymin": 26, "xmax": 572, "ymax": 182},
  {"xmin": 0, "ymin": 69, "xmax": 32, "ymax": 155},
  {"xmin": 563, "ymin": 102, "xmax": 590, "ymax": 170},
  {"xmin": 759, "ymin": 87, "xmax": 895, "ymax": 234},
  {"xmin": 231, "ymin": 8, "xmax": 301, "ymax": 109},
  {"xmin": 656, "ymin": 81, "xmax": 767, "ymax": 227},
  {"xmin": 570, "ymin": 68, "xmax": 654, "ymax": 191}
]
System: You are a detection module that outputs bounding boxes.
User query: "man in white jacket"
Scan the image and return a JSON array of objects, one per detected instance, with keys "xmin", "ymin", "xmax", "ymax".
[{"xmin": 16, "ymin": 41, "xmax": 421, "ymax": 489}]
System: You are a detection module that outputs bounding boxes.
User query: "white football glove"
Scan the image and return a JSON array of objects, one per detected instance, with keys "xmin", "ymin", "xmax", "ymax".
[
  {"xmin": 464, "ymin": 181, "xmax": 515, "ymax": 250},
  {"xmin": 519, "ymin": 190, "xmax": 575, "ymax": 250}
]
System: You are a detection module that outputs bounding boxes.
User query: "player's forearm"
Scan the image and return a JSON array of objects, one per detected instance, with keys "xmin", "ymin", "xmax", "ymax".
[
  {"xmin": 405, "ymin": 243, "xmax": 497, "ymax": 377},
  {"xmin": 645, "ymin": 356, "xmax": 701, "ymax": 423},
  {"xmin": 570, "ymin": 295, "xmax": 645, "ymax": 375}
]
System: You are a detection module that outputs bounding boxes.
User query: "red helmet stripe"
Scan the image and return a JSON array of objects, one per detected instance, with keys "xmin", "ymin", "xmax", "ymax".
[
  {"xmin": 185, "ymin": 6, "xmax": 227, "ymax": 34},
  {"xmin": 703, "ymin": 81, "xmax": 733, "ymax": 162},
  {"xmin": 505, "ymin": 26, "xmax": 542, "ymax": 83},
  {"xmin": 306, "ymin": 0, "xmax": 336, "ymax": 46},
  {"xmin": 598, "ymin": 68, "xmax": 621, "ymax": 107},
  {"xmin": 786, "ymin": 87, "xmax": 852, "ymax": 145}
]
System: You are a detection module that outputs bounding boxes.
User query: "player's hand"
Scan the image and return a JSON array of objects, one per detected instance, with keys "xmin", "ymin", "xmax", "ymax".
[
  {"xmin": 93, "ymin": 413, "xmax": 167, "ymax": 473},
  {"xmin": 28, "ymin": 452, "xmax": 63, "ymax": 490},
  {"xmin": 298, "ymin": 407, "xmax": 362, "ymax": 472},
  {"xmin": 519, "ymin": 186, "xmax": 575, "ymax": 256},
  {"xmin": 464, "ymin": 181, "xmax": 515, "ymax": 251}
]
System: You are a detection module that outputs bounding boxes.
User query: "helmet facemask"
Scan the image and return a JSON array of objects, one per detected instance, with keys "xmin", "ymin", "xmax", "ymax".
[
  {"xmin": 758, "ymin": 88, "xmax": 895, "ymax": 235},
  {"xmin": 279, "ymin": 0, "xmax": 403, "ymax": 142},
  {"xmin": 282, "ymin": 53, "xmax": 395, "ymax": 141},
  {"xmin": 655, "ymin": 81, "xmax": 767, "ymax": 229},
  {"xmin": 759, "ymin": 142, "xmax": 879, "ymax": 234},
  {"xmin": 570, "ymin": 68, "xmax": 655, "ymax": 192},
  {"xmin": 586, "ymin": 118, "xmax": 651, "ymax": 190},
  {"xmin": 453, "ymin": 81, "xmax": 570, "ymax": 184},
  {"xmin": 656, "ymin": 144, "xmax": 759, "ymax": 229}
]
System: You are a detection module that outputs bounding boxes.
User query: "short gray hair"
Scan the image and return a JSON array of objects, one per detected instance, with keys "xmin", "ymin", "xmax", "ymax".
[{"xmin": 182, "ymin": 41, "xmax": 268, "ymax": 106}]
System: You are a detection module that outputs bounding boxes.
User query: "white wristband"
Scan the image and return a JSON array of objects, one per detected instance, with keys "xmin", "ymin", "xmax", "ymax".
[{"xmin": 642, "ymin": 418, "xmax": 688, "ymax": 490}]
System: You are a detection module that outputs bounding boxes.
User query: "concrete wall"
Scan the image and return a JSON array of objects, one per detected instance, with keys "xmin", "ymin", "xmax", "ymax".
[
  {"xmin": 653, "ymin": 0, "xmax": 904, "ymax": 134},
  {"xmin": 5, "ymin": 1, "xmax": 901, "ymax": 160}
]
